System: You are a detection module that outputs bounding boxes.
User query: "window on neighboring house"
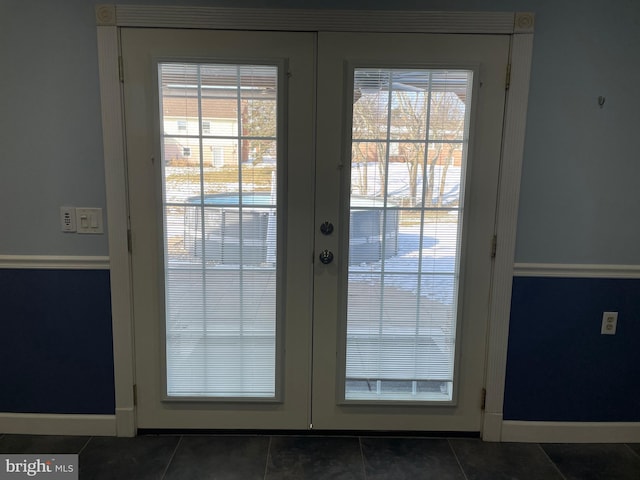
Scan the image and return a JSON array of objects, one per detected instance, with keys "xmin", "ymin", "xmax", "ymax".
[
  {"xmin": 182, "ymin": 147, "xmax": 191, "ymax": 157},
  {"xmin": 212, "ymin": 146, "xmax": 224, "ymax": 167},
  {"xmin": 177, "ymin": 120, "xmax": 187, "ymax": 131},
  {"xmin": 202, "ymin": 121, "xmax": 211, "ymax": 134}
]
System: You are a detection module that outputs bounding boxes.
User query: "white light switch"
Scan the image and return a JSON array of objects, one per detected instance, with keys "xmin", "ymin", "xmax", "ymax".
[{"xmin": 76, "ymin": 208, "xmax": 104, "ymax": 234}]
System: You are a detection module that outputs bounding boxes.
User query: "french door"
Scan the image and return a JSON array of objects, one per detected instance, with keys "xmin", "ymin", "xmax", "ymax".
[{"xmin": 121, "ymin": 28, "xmax": 509, "ymax": 431}]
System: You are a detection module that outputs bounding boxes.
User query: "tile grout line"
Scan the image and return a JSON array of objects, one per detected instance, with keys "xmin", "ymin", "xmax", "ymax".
[
  {"xmin": 625, "ymin": 443, "xmax": 640, "ymax": 459},
  {"xmin": 358, "ymin": 437, "xmax": 367, "ymax": 480},
  {"xmin": 446, "ymin": 439, "xmax": 469, "ymax": 480},
  {"xmin": 160, "ymin": 436, "xmax": 183, "ymax": 480},
  {"xmin": 263, "ymin": 436, "xmax": 272, "ymax": 480},
  {"xmin": 77, "ymin": 436, "xmax": 93, "ymax": 455},
  {"xmin": 537, "ymin": 443, "xmax": 568, "ymax": 480}
]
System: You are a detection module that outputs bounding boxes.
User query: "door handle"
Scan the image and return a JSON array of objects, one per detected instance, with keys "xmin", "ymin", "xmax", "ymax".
[
  {"xmin": 319, "ymin": 250, "xmax": 334, "ymax": 265},
  {"xmin": 320, "ymin": 221, "xmax": 334, "ymax": 235}
]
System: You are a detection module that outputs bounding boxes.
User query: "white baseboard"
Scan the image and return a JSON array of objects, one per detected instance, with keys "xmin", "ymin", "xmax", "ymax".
[
  {"xmin": 501, "ymin": 420, "xmax": 640, "ymax": 443},
  {"xmin": 0, "ymin": 413, "xmax": 116, "ymax": 436}
]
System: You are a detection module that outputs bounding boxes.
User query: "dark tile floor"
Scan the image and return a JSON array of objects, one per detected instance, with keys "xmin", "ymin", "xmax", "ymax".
[{"xmin": 0, "ymin": 433, "xmax": 639, "ymax": 479}]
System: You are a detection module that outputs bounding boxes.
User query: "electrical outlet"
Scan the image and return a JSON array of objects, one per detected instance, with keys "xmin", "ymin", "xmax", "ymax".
[
  {"xmin": 601, "ymin": 311, "xmax": 618, "ymax": 335},
  {"xmin": 60, "ymin": 207, "xmax": 77, "ymax": 232}
]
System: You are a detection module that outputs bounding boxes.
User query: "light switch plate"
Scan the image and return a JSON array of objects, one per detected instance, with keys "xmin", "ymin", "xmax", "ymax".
[{"xmin": 76, "ymin": 208, "xmax": 104, "ymax": 234}]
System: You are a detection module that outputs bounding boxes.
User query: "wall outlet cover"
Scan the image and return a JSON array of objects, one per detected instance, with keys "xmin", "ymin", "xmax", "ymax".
[{"xmin": 601, "ymin": 311, "xmax": 618, "ymax": 335}]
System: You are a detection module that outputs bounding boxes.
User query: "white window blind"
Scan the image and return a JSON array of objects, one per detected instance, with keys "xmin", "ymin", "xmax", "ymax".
[
  {"xmin": 159, "ymin": 62, "xmax": 279, "ymax": 398},
  {"xmin": 346, "ymin": 68, "xmax": 472, "ymax": 401}
]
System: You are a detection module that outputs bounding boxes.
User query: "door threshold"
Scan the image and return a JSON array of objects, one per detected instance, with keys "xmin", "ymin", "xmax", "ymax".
[{"xmin": 137, "ymin": 428, "xmax": 480, "ymax": 438}]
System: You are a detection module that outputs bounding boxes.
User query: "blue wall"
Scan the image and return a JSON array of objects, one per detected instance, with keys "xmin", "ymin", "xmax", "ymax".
[
  {"xmin": 0, "ymin": 269, "xmax": 115, "ymax": 415},
  {"xmin": 505, "ymin": 276, "xmax": 640, "ymax": 422},
  {"xmin": 0, "ymin": 1, "xmax": 109, "ymax": 256},
  {"xmin": 2, "ymin": 0, "xmax": 640, "ymax": 264},
  {"xmin": 0, "ymin": 0, "xmax": 639, "ymax": 423}
]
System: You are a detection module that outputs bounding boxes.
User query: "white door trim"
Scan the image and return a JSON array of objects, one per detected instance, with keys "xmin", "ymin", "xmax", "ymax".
[
  {"xmin": 97, "ymin": 4, "xmax": 526, "ymax": 34},
  {"xmin": 96, "ymin": 23, "xmax": 136, "ymax": 437},
  {"xmin": 482, "ymin": 33, "xmax": 534, "ymax": 441},
  {"xmin": 95, "ymin": 5, "xmax": 534, "ymax": 438}
]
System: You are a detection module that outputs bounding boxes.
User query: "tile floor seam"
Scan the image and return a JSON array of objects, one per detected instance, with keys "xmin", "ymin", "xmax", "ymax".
[
  {"xmin": 77, "ymin": 436, "xmax": 93, "ymax": 455},
  {"xmin": 263, "ymin": 436, "xmax": 272, "ymax": 480},
  {"xmin": 625, "ymin": 443, "xmax": 640, "ymax": 459},
  {"xmin": 159, "ymin": 435, "xmax": 183, "ymax": 480},
  {"xmin": 537, "ymin": 443, "xmax": 568, "ymax": 480},
  {"xmin": 446, "ymin": 438, "xmax": 469, "ymax": 480},
  {"xmin": 358, "ymin": 437, "xmax": 367, "ymax": 480}
]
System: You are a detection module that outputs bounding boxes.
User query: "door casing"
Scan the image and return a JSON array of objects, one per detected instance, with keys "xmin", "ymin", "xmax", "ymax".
[{"xmin": 95, "ymin": 5, "xmax": 534, "ymax": 438}]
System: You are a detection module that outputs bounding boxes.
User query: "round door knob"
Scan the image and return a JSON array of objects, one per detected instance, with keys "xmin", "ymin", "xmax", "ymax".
[
  {"xmin": 320, "ymin": 221, "xmax": 334, "ymax": 235},
  {"xmin": 319, "ymin": 250, "xmax": 334, "ymax": 264}
]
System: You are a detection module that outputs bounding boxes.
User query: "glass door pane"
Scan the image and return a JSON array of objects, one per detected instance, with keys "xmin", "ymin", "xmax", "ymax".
[
  {"xmin": 345, "ymin": 69, "xmax": 472, "ymax": 402},
  {"xmin": 159, "ymin": 62, "xmax": 279, "ymax": 398}
]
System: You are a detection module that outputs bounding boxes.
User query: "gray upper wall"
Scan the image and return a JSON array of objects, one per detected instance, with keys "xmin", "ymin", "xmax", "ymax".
[{"xmin": 1, "ymin": 0, "xmax": 639, "ymax": 263}]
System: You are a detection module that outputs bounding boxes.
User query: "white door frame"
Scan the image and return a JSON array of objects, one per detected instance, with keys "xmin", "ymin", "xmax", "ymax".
[{"xmin": 95, "ymin": 4, "xmax": 534, "ymax": 439}]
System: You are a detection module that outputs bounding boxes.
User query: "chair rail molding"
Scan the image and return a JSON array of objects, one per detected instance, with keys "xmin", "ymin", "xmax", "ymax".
[
  {"xmin": 514, "ymin": 263, "xmax": 640, "ymax": 279},
  {"xmin": 0, "ymin": 255, "xmax": 109, "ymax": 270}
]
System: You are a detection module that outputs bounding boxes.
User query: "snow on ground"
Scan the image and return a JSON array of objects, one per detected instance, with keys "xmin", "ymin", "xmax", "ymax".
[
  {"xmin": 164, "ymin": 164, "xmax": 462, "ymax": 304},
  {"xmin": 352, "ymin": 163, "xmax": 462, "ymax": 206},
  {"xmin": 349, "ymin": 223, "xmax": 458, "ymax": 305}
]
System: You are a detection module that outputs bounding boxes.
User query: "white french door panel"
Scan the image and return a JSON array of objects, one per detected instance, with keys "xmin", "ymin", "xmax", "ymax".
[
  {"xmin": 312, "ymin": 33, "xmax": 509, "ymax": 430},
  {"xmin": 123, "ymin": 27, "xmax": 508, "ymax": 431},
  {"xmin": 122, "ymin": 28, "xmax": 316, "ymax": 429}
]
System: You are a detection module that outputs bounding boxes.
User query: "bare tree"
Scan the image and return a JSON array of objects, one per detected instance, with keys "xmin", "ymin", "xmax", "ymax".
[
  {"xmin": 353, "ymin": 90, "xmax": 465, "ymax": 206},
  {"xmin": 351, "ymin": 91, "xmax": 389, "ymax": 196},
  {"xmin": 429, "ymin": 92, "xmax": 465, "ymax": 208},
  {"xmin": 241, "ymin": 97, "xmax": 277, "ymax": 165}
]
